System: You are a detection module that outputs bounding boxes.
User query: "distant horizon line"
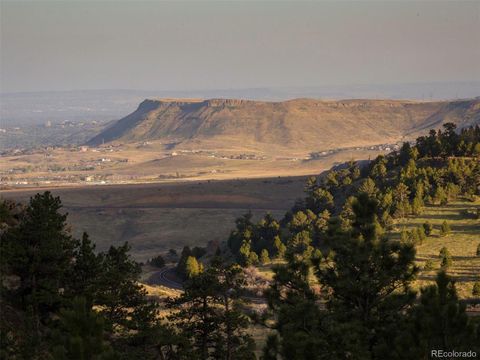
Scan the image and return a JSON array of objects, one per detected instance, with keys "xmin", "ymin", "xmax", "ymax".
[{"xmin": 2, "ymin": 80, "xmax": 480, "ymax": 96}]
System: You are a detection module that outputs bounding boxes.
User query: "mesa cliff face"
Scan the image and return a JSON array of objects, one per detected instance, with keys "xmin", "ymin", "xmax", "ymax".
[{"xmin": 87, "ymin": 98, "xmax": 480, "ymax": 150}]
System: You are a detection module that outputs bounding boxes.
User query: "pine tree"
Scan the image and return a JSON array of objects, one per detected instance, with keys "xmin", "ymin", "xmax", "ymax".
[
  {"xmin": 272, "ymin": 236, "xmax": 286, "ymax": 259},
  {"xmin": 238, "ymin": 240, "xmax": 257, "ymax": 267},
  {"xmin": 397, "ymin": 272, "xmax": 479, "ymax": 358},
  {"xmin": 415, "ymin": 227, "xmax": 426, "ymax": 244},
  {"xmin": 228, "ymin": 212, "xmax": 254, "ymax": 254},
  {"xmin": 51, "ymin": 297, "xmax": 115, "ymax": 360},
  {"xmin": 358, "ymin": 177, "xmax": 378, "ymax": 198},
  {"xmin": 439, "ymin": 247, "xmax": 452, "ymax": 270},
  {"xmin": 169, "ymin": 258, "xmax": 255, "ymax": 360},
  {"xmin": 393, "ymin": 183, "xmax": 411, "ymax": 219},
  {"xmin": 67, "ymin": 232, "xmax": 103, "ymax": 307},
  {"xmin": 440, "ymin": 220, "xmax": 451, "ymax": 237},
  {"xmin": 433, "ymin": 186, "xmax": 448, "ymax": 205},
  {"xmin": 176, "ymin": 246, "xmax": 193, "ymax": 279},
  {"xmin": 422, "ymin": 221, "xmax": 433, "ymax": 236},
  {"xmin": 317, "ymin": 193, "xmax": 418, "ymax": 358},
  {"xmin": 2, "ymin": 192, "xmax": 76, "ymax": 335},
  {"xmin": 266, "ymin": 229, "xmax": 328, "ymax": 359},
  {"xmin": 95, "ymin": 243, "xmax": 157, "ymax": 332},
  {"xmin": 411, "ymin": 194, "xmax": 423, "ymax": 215},
  {"xmin": 306, "ymin": 187, "xmax": 334, "ymax": 214}
]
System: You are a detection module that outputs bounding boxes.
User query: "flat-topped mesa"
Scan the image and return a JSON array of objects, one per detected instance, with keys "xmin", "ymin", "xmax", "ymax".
[
  {"xmin": 140, "ymin": 98, "xmax": 256, "ymax": 108},
  {"xmin": 204, "ymin": 98, "xmax": 256, "ymax": 107},
  {"xmin": 87, "ymin": 97, "xmax": 480, "ymax": 148}
]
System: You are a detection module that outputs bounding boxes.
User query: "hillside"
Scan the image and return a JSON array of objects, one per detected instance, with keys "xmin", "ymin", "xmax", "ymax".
[{"xmin": 87, "ymin": 97, "xmax": 480, "ymax": 150}]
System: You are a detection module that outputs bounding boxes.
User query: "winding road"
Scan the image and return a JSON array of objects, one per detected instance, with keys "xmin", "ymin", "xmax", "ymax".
[{"xmin": 146, "ymin": 266, "xmax": 267, "ymax": 304}]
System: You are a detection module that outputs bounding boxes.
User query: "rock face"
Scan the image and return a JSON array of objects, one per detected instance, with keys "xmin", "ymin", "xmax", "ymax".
[{"xmin": 87, "ymin": 97, "xmax": 480, "ymax": 150}]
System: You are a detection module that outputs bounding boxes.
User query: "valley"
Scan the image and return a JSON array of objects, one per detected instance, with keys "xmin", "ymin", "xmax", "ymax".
[{"xmin": 1, "ymin": 176, "xmax": 308, "ymax": 261}]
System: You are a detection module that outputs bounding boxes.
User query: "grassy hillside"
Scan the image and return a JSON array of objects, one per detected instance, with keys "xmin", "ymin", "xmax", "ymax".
[{"xmin": 396, "ymin": 200, "xmax": 480, "ymax": 299}]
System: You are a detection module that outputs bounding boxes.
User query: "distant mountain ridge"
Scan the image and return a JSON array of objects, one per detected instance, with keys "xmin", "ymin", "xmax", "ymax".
[{"xmin": 87, "ymin": 97, "xmax": 480, "ymax": 150}]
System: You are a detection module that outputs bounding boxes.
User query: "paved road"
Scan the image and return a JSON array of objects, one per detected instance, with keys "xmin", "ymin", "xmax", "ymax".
[
  {"xmin": 146, "ymin": 266, "xmax": 267, "ymax": 304},
  {"xmin": 146, "ymin": 266, "xmax": 184, "ymax": 290}
]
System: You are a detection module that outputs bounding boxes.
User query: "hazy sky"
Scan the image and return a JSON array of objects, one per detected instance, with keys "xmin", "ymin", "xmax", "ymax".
[{"xmin": 1, "ymin": 1, "xmax": 479, "ymax": 93}]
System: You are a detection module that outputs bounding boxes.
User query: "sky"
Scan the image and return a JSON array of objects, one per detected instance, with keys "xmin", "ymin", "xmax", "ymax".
[{"xmin": 1, "ymin": 1, "xmax": 479, "ymax": 93}]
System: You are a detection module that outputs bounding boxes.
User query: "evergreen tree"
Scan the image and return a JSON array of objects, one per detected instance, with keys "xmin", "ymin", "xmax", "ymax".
[
  {"xmin": 305, "ymin": 187, "xmax": 334, "ymax": 214},
  {"xmin": 411, "ymin": 194, "xmax": 423, "ymax": 215},
  {"xmin": 176, "ymin": 246, "xmax": 193, "ymax": 279},
  {"xmin": 397, "ymin": 272, "xmax": 479, "ymax": 358},
  {"xmin": 67, "ymin": 232, "xmax": 103, "ymax": 307},
  {"xmin": 439, "ymin": 247, "xmax": 452, "ymax": 270},
  {"xmin": 358, "ymin": 177, "xmax": 378, "ymax": 198},
  {"xmin": 317, "ymin": 193, "xmax": 418, "ymax": 358},
  {"xmin": 261, "ymin": 334, "xmax": 279, "ymax": 360},
  {"xmin": 238, "ymin": 240, "xmax": 258, "ymax": 267},
  {"xmin": 228, "ymin": 213, "xmax": 254, "ymax": 254},
  {"xmin": 95, "ymin": 243, "xmax": 157, "ymax": 333},
  {"xmin": 472, "ymin": 282, "xmax": 480, "ymax": 296},
  {"xmin": 169, "ymin": 258, "xmax": 255, "ymax": 360},
  {"xmin": 393, "ymin": 183, "xmax": 411, "ymax": 219},
  {"xmin": 433, "ymin": 186, "xmax": 448, "ymax": 205},
  {"xmin": 51, "ymin": 297, "xmax": 115, "ymax": 360},
  {"xmin": 1, "ymin": 192, "xmax": 76, "ymax": 335},
  {"xmin": 440, "ymin": 221, "xmax": 451, "ymax": 237},
  {"xmin": 272, "ymin": 236, "xmax": 286, "ymax": 259},
  {"xmin": 266, "ymin": 228, "xmax": 329, "ymax": 359},
  {"xmin": 422, "ymin": 222, "xmax": 433, "ymax": 236}
]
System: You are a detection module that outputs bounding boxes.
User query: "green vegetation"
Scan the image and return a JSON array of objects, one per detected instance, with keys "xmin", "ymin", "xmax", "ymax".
[
  {"xmin": 439, "ymin": 246, "xmax": 453, "ymax": 270},
  {"xmin": 1, "ymin": 123, "xmax": 479, "ymax": 359},
  {"xmin": 473, "ymin": 282, "xmax": 480, "ymax": 296},
  {"xmin": 440, "ymin": 220, "xmax": 451, "ymax": 236}
]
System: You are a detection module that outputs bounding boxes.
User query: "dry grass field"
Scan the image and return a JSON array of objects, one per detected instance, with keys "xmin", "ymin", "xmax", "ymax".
[
  {"xmin": 1, "ymin": 176, "xmax": 309, "ymax": 261},
  {"xmin": 0, "ymin": 139, "xmax": 386, "ymax": 186}
]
